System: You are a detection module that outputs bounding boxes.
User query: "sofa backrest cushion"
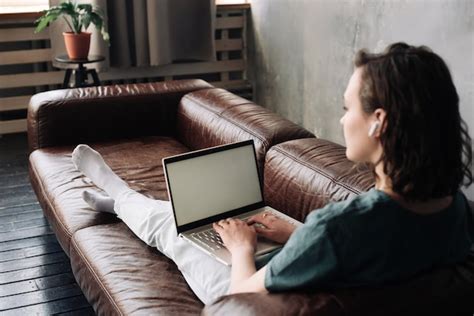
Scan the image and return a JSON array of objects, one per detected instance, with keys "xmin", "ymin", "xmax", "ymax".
[
  {"xmin": 264, "ymin": 138, "xmax": 375, "ymax": 222},
  {"xmin": 28, "ymin": 79, "xmax": 213, "ymax": 151},
  {"xmin": 176, "ymin": 88, "xmax": 315, "ymax": 174}
]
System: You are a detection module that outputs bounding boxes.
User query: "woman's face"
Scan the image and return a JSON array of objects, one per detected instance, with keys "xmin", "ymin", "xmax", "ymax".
[{"xmin": 340, "ymin": 67, "xmax": 381, "ymax": 163}]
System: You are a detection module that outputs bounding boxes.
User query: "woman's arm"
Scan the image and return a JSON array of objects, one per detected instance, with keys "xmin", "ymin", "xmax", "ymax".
[
  {"xmin": 229, "ymin": 248, "xmax": 268, "ymax": 294},
  {"xmin": 213, "ymin": 219, "xmax": 268, "ymax": 294}
]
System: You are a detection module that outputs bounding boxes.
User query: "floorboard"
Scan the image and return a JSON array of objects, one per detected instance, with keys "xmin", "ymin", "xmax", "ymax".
[
  {"xmin": 0, "ymin": 203, "xmax": 41, "ymax": 216},
  {"xmin": 0, "ymin": 172, "xmax": 29, "ymax": 188},
  {"xmin": 0, "ymin": 165, "xmax": 28, "ymax": 175},
  {"xmin": 12, "ymin": 217, "xmax": 50, "ymax": 230},
  {"xmin": 0, "ymin": 234, "xmax": 57, "ymax": 253},
  {"xmin": 0, "ymin": 226, "xmax": 53, "ymax": 243},
  {"xmin": 0, "ymin": 284, "xmax": 83, "ymax": 310},
  {"xmin": 0, "ymin": 210, "xmax": 45, "ymax": 226},
  {"xmin": 0, "ymin": 242, "xmax": 62, "ymax": 263},
  {"xmin": 0, "ymin": 186, "xmax": 38, "ymax": 208},
  {"xmin": 0, "ymin": 273, "xmax": 77, "ymax": 297},
  {"xmin": 0, "ymin": 133, "xmax": 95, "ymax": 314},
  {"xmin": 55, "ymin": 306, "xmax": 97, "ymax": 316},
  {"xmin": 0, "ymin": 261, "xmax": 72, "ymax": 285},
  {"xmin": 0, "ymin": 252, "xmax": 68, "ymax": 273},
  {"xmin": 0, "ymin": 222, "xmax": 14, "ymax": 233},
  {"xmin": 0, "ymin": 295, "xmax": 91, "ymax": 315}
]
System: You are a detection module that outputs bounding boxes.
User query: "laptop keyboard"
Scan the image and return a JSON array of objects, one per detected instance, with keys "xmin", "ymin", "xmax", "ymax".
[
  {"xmin": 189, "ymin": 210, "xmax": 298, "ymax": 252},
  {"xmin": 191, "ymin": 229, "xmax": 224, "ymax": 251}
]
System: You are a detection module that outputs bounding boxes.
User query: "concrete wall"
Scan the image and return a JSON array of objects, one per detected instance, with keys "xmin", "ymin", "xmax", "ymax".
[{"xmin": 247, "ymin": 0, "xmax": 474, "ymax": 199}]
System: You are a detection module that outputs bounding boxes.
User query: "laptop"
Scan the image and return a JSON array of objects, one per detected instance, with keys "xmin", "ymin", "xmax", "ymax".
[{"xmin": 162, "ymin": 139, "xmax": 303, "ymax": 266}]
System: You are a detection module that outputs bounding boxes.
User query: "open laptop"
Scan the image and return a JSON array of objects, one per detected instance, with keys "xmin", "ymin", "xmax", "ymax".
[{"xmin": 162, "ymin": 139, "xmax": 303, "ymax": 266}]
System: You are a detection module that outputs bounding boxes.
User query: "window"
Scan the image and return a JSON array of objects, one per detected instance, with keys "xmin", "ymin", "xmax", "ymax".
[
  {"xmin": 0, "ymin": 0, "xmax": 48, "ymax": 14},
  {"xmin": 0, "ymin": 0, "xmax": 249, "ymax": 14}
]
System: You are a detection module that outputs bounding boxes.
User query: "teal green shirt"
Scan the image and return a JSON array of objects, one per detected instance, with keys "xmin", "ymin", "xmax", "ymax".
[{"xmin": 264, "ymin": 189, "xmax": 474, "ymax": 292}]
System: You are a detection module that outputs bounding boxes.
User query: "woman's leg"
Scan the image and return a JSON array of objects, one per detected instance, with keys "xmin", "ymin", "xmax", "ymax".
[
  {"xmin": 82, "ymin": 191, "xmax": 115, "ymax": 213},
  {"xmin": 114, "ymin": 189, "xmax": 231, "ymax": 304},
  {"xmin": 72, "ymin": 145, "xmax": 231, "ymax": 304}
]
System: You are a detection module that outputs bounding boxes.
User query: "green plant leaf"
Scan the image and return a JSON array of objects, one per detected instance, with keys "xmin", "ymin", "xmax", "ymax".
[
  {"xmin": 59, "ymin": 1, "xmax": 76, "ymax": 16},
  {"xmin": 77, "ymin": 4, "xmax": 92, "ymax": 13},
  {"xmin": 81, "ymin": 14, "xmax": 91, "ymax": 31},
  {"xmin": 34, "ymin": 0, "xmax": 110, "ymax": 41},
  {"xmin": 93, "ymin": 6, "xmax": 106, "ymax": 20},
  {"xmin": 34, "ymin": 17, "xmax": 51, "ymax": 33},
  {"xmin": 102, "ymin": 30, "xmax": 110, "ymax": 44},
  {"xmin": 34, "ymin": 11, "xmax": 60, "ymax": 33},
  {"xmin": 89, "ymin": 12, "xmax": 102, "ymax": 28}
]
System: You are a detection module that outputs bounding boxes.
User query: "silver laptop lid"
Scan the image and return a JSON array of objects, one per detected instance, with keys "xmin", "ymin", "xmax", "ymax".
[{"xmin": 162, "ymin": 140, "xmax": 265, "ymax": 234}]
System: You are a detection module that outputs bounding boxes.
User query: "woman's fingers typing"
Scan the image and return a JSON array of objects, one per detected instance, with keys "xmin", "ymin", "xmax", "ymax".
[
  {"xmin": 214, "ymin": 212, "xmax": 296, "ymax": 247},
  {"xmin": 247, "ymin": 212, "xmax": 273, "ymax": 226},
  {"xmin": 247, "ymin": 212, "xmax": 297, "ymax": 244},
  {"xmin": 254, "ymin": 225, "xmax": 272, "ymax": 238},
  {"xmin": 213, "ymin": 218, "xmax": 257, "ymax": 254}
]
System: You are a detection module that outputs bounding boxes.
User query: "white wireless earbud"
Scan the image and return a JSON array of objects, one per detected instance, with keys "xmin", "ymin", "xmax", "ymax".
[{"xmin": 368, "ymin": 121, "xmax": 380, "ymax": 137}]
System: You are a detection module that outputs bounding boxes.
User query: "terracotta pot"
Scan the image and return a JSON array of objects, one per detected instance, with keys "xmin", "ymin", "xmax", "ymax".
[{"xmin": 63, "ymin": 32, "xmax": 91, "ymax": 59}]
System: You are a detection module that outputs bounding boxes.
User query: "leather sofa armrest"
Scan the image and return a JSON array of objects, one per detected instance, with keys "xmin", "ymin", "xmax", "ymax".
[
  {"xmin": 27, "ymin": 79, "xmax": 213, "ymax": 152},
  {"xmin": 201, "ymin": 292, "xmax": 343, "ymax": 316}
]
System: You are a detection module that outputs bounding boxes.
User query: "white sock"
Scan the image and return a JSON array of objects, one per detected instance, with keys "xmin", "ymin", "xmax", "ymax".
[
  {"xmin": 82, "ymin": 190, "xmax": 116, "ymax": 214},
  {"xmin": 72, "ymin": 144, "xmax": 130, "ymax": 199}
]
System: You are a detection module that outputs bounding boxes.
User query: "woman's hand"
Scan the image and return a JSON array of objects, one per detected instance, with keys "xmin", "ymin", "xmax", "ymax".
[
  {"xmin": 213, "ymin": 218, "xmax": 257, "ymax": 255},
  {"xmin": 247, "ymin": 212, "xmax": 297, "ymax": 244}
]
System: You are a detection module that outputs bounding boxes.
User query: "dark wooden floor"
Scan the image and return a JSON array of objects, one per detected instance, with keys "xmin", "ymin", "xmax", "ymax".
[{"xmin": 0, "ymin": 133, "xmax": 95, "ymax": 315}]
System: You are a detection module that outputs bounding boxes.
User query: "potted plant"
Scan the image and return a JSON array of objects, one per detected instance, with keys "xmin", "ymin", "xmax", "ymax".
[{"xmin": 34, "ymin": 1, "xmax": 110, "ymax": 60}]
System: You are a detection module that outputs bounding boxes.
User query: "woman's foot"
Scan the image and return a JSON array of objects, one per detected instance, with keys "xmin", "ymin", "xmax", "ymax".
[
  {"xmin": 82, "ymin": 190, "xmax": 116, "ymax": 214},
  {"xmin": 72, "ymin": 144, "xmax": 129, "ymax": 199}
]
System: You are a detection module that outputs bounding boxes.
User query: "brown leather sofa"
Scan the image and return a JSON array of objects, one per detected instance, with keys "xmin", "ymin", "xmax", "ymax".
[{"xmin": 28, "ymin": 79, "xmax": 474, "ymax": 315}]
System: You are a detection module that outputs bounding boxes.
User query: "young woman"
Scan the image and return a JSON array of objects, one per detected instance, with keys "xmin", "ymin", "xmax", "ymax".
[{"xmin": 71, "ymin": 42, "xmax": 473, "ymax": 304}]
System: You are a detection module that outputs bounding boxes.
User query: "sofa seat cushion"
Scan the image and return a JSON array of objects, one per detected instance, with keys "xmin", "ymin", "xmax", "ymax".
[
  {"xmin": 70, "ymin": 222, "xmax": 203, "ymax": 315},
  {"xmin": 263, "ymin": 138, "xmax": 375, "ymax": 222},
  {"xmin": 29, "ymin": 136, "xmax": 189, "ymax": 255}
]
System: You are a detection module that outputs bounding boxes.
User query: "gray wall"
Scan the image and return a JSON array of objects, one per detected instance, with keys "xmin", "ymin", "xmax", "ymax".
[{"xmin": 248, "ymin": 0, "xmax": 474, "ymax": 199}]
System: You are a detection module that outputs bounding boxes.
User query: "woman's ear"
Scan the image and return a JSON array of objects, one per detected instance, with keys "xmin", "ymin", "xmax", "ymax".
[{"xmin": 373, "ymin": 108, "xmax": 387, "ymax": 136}]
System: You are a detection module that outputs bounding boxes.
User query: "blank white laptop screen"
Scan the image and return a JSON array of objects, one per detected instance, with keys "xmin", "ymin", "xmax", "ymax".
[{"xmin": 165, "ymin": 143, "xmax": 263, "ymax": 226}]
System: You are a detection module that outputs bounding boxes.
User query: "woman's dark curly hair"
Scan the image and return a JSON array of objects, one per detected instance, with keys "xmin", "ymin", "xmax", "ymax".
[{"xmin": 355, "ymin": 42, "xmax": 472, "ymax": 201}]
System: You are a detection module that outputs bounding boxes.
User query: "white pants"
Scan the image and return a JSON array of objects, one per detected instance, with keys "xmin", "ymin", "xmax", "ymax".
[{"xmin": 113, "ymin": 189, "xmax": 231, "ymax": 305}]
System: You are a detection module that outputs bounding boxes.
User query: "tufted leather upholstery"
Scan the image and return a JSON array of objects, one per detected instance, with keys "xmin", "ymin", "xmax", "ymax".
[
  {"xmin": 263, "ymin": 138, "xmax": 375, "ymax": 222},
  {"xmin": 28, "ymin": 79, "xmax": 474, "ymax": 315},
  {"xmin": 176, "ymin": 88, "xmax": 314, "ymax": 174},
  {"xmin": 27, "ymin": 80, "xmax": 214, "ymax": 151}
]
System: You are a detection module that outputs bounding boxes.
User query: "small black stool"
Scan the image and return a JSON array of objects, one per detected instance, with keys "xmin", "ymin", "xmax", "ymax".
[{"xmin": 55, "ymin": 55, "xmax": 105, "ymax": 88}]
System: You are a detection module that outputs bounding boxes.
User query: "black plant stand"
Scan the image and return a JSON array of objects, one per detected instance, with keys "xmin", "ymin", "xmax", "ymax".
[{"xmin": 55, "ymin": 55, "xmax": 105, "ymax": 88}]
